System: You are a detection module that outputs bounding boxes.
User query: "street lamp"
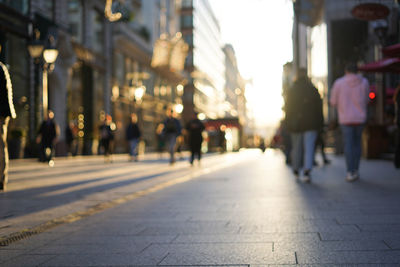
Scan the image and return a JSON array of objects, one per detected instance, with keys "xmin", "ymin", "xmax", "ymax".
[{"xmin": 28, "ymin": 33, "xmax": 58, "ymax": 117}]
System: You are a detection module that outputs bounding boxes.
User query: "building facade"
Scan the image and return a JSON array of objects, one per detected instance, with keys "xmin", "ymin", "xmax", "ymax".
[
  {"xmin": 1, "ymin": 0, "xmax": 187, "ymax": 158},
  {"xmin": 180, "ymin": 0, "xmax": 226, "ymax": 123}
]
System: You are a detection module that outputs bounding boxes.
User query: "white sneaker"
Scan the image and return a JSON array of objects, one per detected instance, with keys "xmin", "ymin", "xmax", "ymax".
[{"xmin": 346, "ymin": 172, "xmax": 359, "ymax": 182}]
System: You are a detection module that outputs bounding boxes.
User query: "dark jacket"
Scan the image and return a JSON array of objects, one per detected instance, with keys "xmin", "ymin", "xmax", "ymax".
[
  {"xmin": 126, "ymin": 123, "xmax": 141, "ymax": 140},
  {"xmin": 186, "ymin": 118, "xmax": 205, "ymax": 147},
  {"xmin": 285, "ymin": 77, "xmax": 323, "ymax": 133},
  {"xmin": 0, "ymin": 62, "xmax": 16, "ymax": 118},
  {"xmin": 163, "ymin": 117, "xmax": 182, "ymax": 135},
  {"xmin": 38, "ymin": 119, "xmax": 57, "ymax": 146}
]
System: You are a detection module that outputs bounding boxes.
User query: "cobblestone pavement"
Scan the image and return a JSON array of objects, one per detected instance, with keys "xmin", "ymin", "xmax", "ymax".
[{"xmin": 1, "ymin": 149, "xmax": 400, "ymax": 266}]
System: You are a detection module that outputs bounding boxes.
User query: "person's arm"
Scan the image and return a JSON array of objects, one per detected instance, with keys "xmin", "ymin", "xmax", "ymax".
[{"xmin": 329, "ymin": 81, "xmax": 339, "ymax": 107}]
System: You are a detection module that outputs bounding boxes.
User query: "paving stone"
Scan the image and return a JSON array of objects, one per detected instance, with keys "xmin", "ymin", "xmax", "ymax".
[
  {"xmin": 296, "ymin": 251, "xmax": 400, "ymax": 264},
  {"xmin": 0, "ymin": 254, "xmax": 56, "ymax": 267},
  {"xmin": 174, "ymin": 233, "xmax": 319, "ymax": 243},
  {"xmin": 150, "ymin": 243, "xmax": 294, "ymax": 265},
  {"xmin": 273, "ymin": 240, "xmax": 388, "ymax": 252}
]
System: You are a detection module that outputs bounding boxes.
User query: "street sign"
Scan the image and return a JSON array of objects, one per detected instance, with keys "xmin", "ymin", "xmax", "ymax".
[{"xmin": 351, "ymin": 3, "xmax": 390, "ymax": 21}]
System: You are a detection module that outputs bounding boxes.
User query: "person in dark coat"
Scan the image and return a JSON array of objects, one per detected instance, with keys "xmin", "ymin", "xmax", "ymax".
[
  {"xmin": 162, "ymin": 108, "xmax": 182, "ymax": 164},
  {"xmin": 99, "ymin": 115, "xmax": 114, "ymax": 162},
  {"xmin": 186, "ymin": 112, "xmax": 205, "ymax": 165},
  {"xmin": 0, "ymin": 53, "xmax": 16, "ymax": 191},
  {"xmin": 36, "ymin": 110, "xmax": 58, "ymax": 165},
  {"xmin": 285, "ymin": 68, "xmax": 323, "ymax": 183},
  {"xmin": 126, "ymin": 113, "xmax": 141, "ymax": 161}
]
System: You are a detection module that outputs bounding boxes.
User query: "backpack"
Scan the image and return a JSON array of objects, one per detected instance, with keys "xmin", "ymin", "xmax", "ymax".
[{"xmin": 165, "ymin": 118, "xmax": 177, "ymax": 133}]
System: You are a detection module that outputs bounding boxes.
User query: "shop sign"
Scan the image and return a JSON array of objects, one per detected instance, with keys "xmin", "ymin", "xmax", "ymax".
[{"xmin": 351, "ymin": 3, "xmax": 390, "ymax": 21}]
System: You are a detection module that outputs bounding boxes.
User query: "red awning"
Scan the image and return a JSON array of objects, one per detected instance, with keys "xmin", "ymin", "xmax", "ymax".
[
  {"xmin": 383, "ymin": 43, "xmax": 400, "ymax": 57},
  {"xmin": 358, "ymin": 57, "xmax": 400, "ymax": 73}
]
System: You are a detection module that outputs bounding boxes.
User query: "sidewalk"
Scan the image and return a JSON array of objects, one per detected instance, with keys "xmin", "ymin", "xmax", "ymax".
[{"xmin": 1, "ymin": 150, "xmax": 400, "ymax": 266}]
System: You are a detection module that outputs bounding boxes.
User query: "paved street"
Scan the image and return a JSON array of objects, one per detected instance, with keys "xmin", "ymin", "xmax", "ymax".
[{"xmin": 1, "ymin": 149, "xmax": 400, "ymax": 266}]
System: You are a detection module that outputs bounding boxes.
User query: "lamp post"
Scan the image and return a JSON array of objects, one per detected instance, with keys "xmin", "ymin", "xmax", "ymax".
[{"xmin": 28, "ymin": 33, "xmax": 58, "ymax": 118}]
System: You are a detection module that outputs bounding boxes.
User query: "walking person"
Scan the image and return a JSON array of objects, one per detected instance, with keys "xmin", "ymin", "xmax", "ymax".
[
  {"xmin": 186, "ymin": 112, "xmax": 205, "ymax": 165},
  {"xmin": 36, "ymin": 110, "xmax": 59, "ymax": 166},
  {"xmin": 285, "ymin": 68, "xmax": 323, "ymax": 183},
  {"xmin": 126, "ymin": 113, "xmax": 141, "ymax": 162},
  {"xmin": 65, "ymin": 121, "xmax": 78, "ymax": 156},
  {"xmin": 99, "ymin": 115, "xmax": 114, "ymax": 163},
  {"xmin": 330, "ymin": 62, "xmax": 369, "ymax": 182},
  {"xmin": 162, "ymin": 108, "xmax": 182, "ymax": 164},
  {"xmin": 0, "ymin": 53, "xmax": 16, "ymax": 191}
]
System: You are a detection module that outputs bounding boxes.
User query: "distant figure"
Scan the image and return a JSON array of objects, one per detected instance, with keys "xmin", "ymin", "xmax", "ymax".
[
  {"xmin": 65, "ymin": 121, "xmax": 78, "ymax": 156},
  {"xmin": 162, "ymin": 109, "xmax": 182, "ymax": 164},
  {"xmin": 330, "ymin": 62, "xmax": 369, "ymax": 182},
  {"xmin": 218, "ymin": 126, "xmax": 226, "ymax": 153},
  {"xmin": 393, "ymin": 85, "xmax": 400, "ymax": 168},
  {"xmin": 0, "ymin": 55, "xmax": 16, "ymax": 191},
  {"xmin": 285, "ymin": 68, "xmax": 323, "ymax": 183},
  {"xmin": 36, "ymin": 110, "xmax": 59, "ymax": 166},
  {"xmin": 125, "ymin": 113, "xmax": 141, "ymax": 162},
  {"xmin": 156, "ymin": 123, "xmax": 165, "ymax": 159},
  {"xmin": 186, "ymin": 112, "xmax": 205, "ymax": 165},
  {"xmin": 99, "ymin": 115, "xmax": 114, "ymax": 162}
]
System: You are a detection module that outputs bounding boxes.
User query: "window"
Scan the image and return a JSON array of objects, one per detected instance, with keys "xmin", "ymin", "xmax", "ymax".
[
  {"xmin": 92, "ymin": 9, "xmax": 104, "ymax": 53},
  {"xmin": 0, "ymin": 0, "xmax": 29, "ymax": 14},
  {"xmin": 68, "ymin": 0, "xmax": 83, "ymax": 43},
  {"xmin": 181, "ymin": 0, "xmax": 192, "ymax": 8}
]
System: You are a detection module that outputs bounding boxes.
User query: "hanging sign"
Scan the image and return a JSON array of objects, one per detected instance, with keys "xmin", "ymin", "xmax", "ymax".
[{"xmin": 351, "ymin": 3, "xmax": 390, "ymax": 21}]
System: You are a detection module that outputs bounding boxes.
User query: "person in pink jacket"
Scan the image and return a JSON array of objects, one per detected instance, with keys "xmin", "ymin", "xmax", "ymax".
[{"xmin": 330, "ymin": 62, "xmax": 369, "ymax": 182}]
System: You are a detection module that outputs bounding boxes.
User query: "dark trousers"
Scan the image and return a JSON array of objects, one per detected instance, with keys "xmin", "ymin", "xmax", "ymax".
[
  {"xmin": 190, "ymin": 145, "xmax": 201, "ymax": 163},
  {"xmin": 395, "ymin": 128, "xmax": 400, "ymax": 169},
  {"xmin": 39, "ymin": 143, "xmax": 54, "ymax": 162}
]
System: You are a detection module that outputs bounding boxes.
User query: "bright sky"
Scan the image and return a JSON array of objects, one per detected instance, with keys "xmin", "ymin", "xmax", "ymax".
[{"xmin": 209, "ymin": 0, "xmax": 294, "ymax": 130}]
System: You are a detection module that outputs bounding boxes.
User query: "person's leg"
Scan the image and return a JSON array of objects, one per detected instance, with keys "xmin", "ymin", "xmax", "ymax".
[
  {"xmin": 303, "ymin": 130, "xmax": 318, "ymax": 172},
  {"xmin": 0, "ymin": 117, "xmax": 9, "ymax": 190},
  {"xmin": 341, "ymin": 125, "xmax": 355, "ymax": 174},
  {"xmin": 290, "ymin": 133, "xmax": 303, "ymax": 175},
  {"xmin": 168, "ymin": 134, "xmax": 176, "ymax": 163},
  {"xmin": 353, "ymin": 124, "xmax": 364, "ymax": 175},
  {"xmin": 190, "ymin": 145, "xmax": 195, "ymax": 164}
]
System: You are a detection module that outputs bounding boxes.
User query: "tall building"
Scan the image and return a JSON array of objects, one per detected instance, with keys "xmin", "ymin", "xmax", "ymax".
[{"xmin": 180, "ymin": 0, "xmax": 226, "ymax": 123}]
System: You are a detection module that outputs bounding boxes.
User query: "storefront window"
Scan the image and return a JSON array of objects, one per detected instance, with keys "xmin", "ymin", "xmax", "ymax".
[
  {"xmin": 0, "ymin": 0, "xmax": 29, "ymax": 14},
  {"xmin": 93, "ymin": 70, "xmax": 105, "ymax": 132},
  {"xmin": 92, "ymin": 9, "xmax": 104, "ymax": 53},
  {"xmin": 68, "ymin": 0, "xmax": 83, "ymax": 43}
]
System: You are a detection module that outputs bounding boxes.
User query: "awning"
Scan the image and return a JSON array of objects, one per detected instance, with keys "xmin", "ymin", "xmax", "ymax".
[
  {"xmin": 204, "ymin": 118, "xmax": 241, "ymax": 131},
  {"xmin": 383, "ymin": 43, "xmax": 400, "ymax": 57},
  {"xmin": 358, "ymin": 57, "xmax": 400, "ymax": 73}
]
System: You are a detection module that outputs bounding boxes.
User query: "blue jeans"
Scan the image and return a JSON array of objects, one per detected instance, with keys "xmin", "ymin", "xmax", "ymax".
[
  {"xmin": 291, "ymin": 130, "xmax": 318, "ymax": 172},
  {"xmin": 165, "ymin": 134, "xmax": 177, "ymax": 162},
  {"xmin": 341, "ymin": 125, "xmax": 364, "ymax": 173},
  {"xmin": 128, "ymin": 138, "xmax": 139, "ymax": 157}
]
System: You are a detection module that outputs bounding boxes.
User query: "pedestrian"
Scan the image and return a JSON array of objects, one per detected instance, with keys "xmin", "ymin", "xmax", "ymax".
[
  {"xmin": 285, "ymin": 68, "xmax": 323, "ymax": 183},
  {"xmin": 65, "ymin": 121, "xmax": 78, "ymax": 156},
  {"xmin": 393, "ymin": 85, "xmax": 400, "ymax": 168},
  {"xmin": 125, "ymin": 113, "xmax": 141, "ymax": 162},
  {"xmin": 99, "ymin": 115, "xmax": 114, "ymax": 163},
  {"xmin": 156, "ymin": 123, "xmax": 165, "ymax": 159},
  {"xmin": 330, "ymin": 62, "xmax": 369, "ymax": 182},
  {"xmin": 185, "ymin": 112, "xmax": 205, "ymax": 165},
  {"xmin": 0, "ymin": 52, "xmax": 16, "ymax": 191},
  {"xmin": 36, "ymin": 110, "xmax": 59, "ymax": 166},
  {"xmin": 162, "ymin": 108, "xmax": 182, "ymax": 164}
]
